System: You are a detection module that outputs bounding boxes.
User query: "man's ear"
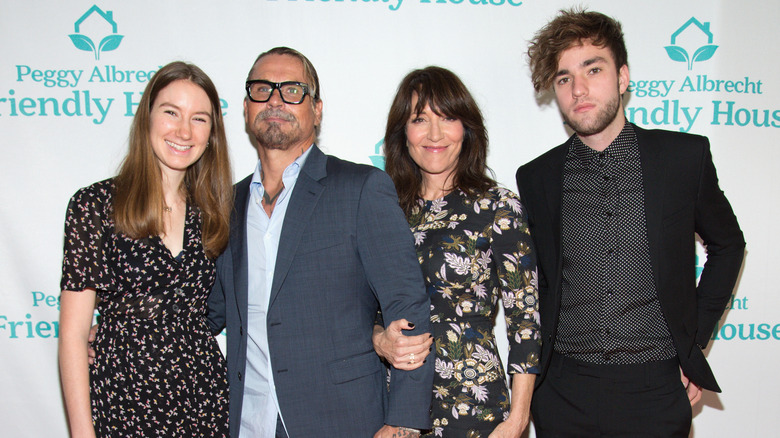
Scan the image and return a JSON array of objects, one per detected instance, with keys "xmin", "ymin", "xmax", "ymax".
[
  {"xmin": 313, "ymin": 99, "xmax": 323, "ymax": 127},
  {"xmin": 618, "ymin": 64, "xmax": 630, "ymax": 95}
]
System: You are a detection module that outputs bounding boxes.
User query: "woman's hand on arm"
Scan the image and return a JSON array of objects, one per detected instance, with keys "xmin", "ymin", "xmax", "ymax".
[
  {"xmin": 488, "ymin": 373, "xmax": 535, "ymax": 438},
  {"xmin": 59, "ymin": 288, "xmax": 98, "ymax": 438},
  {"xmin": 372, "ymin": 319, "xmax": 433, "ymax": 371}
]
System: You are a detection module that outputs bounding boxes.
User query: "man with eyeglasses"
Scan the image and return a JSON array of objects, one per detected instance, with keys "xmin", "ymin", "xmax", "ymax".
[{"xmin": 206, "ymin": 47, "xmax": 433, "ymax": 438}]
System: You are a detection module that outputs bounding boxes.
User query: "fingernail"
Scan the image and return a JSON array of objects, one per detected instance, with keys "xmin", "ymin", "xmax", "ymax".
[{"xmin": 408, "ymin": 322, "xmax": 415, "ymax": 328}]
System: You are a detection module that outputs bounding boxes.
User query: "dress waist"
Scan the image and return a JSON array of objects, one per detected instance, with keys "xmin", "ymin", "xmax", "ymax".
[{"xmin": 99, "ymin": 289, "xmax": 203, "ymax": 322}]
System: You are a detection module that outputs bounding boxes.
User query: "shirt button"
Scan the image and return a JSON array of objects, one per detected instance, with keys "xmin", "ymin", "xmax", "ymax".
[
  {"xmin": 604, "ymin": 353, "xmax": 611, "ymax": 361},
  {"xmin": 605, "ymin": 211, "xmax": 613, "ymax": 217},
  {"xmin": 607, "ymin": 290, "xmax": 614, "ymax": 297},
  {"xmin": 172, "ymin": 304, "xmax": 181, "ymax": 313},
  {"xmin": 602, "ymin": 175, "xmax": 610, "ymax": 181},
  {"xmin": 174, "ymin": 288, "xmax": 185, "ymax": 296}
]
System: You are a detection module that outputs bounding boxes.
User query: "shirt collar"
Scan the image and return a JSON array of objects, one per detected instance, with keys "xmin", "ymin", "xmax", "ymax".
[
  {"xmin": 250, "ymin": 144, "xmax": 314, "ymax": 188},
  {"xmin": 571, "ymin": 122, "xmax": 637, "ymax": 165}
]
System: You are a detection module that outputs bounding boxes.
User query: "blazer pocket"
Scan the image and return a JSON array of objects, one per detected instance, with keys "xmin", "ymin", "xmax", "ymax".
[
  {"xmin": 328, "ymin": 350, "xmax": 382, "ymax": 385},
  {"xmin": 297, "ymin": 234, "xmax": 346, "ymax": 255},
  {"xmin": 662, "ymin": 205, "xmax": 691, "ymax": 229}
]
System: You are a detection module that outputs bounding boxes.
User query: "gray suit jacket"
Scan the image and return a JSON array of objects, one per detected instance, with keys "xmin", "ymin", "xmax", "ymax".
[
  {"xmin": 208, "ymin": 145, "xmax": 433, "ymax": 436},
  {"xmin": 515, "ymin": 124, "xmax": 744, "ymax": 392}
]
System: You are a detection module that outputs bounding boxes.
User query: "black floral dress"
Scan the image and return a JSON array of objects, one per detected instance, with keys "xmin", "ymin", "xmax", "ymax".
[
  {"xmin": 60, "ymin": 179, "xmax": 229, "ymax": 437},
  {"xmin": 409, "ymin": 188, "xmax": 541, "ymax": 438}
]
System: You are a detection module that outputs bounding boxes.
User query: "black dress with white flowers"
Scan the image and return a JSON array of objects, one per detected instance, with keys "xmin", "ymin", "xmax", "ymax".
[
  {"xmin": 61, "ymin": 179, "xmax": 228, "ymax": 437},
  {"xmin": 409, "ymin": 187, "xmax": 540, "ymax": 438}
]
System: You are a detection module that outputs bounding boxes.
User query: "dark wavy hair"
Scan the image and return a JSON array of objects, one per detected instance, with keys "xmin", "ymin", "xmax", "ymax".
[
  {"xmin": 113, "ymin": 61, "xmax": 233, "ymax": 259},
  {"xmin": 384, "ymin": 66, "xmax": 495, "ymax": 216},
  {"xmin": 528, "ymin": 7, "xmax": 628, "ymax": 92}
]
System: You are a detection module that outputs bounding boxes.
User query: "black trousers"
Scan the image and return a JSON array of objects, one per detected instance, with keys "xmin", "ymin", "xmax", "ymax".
[{"xmin": 531, "ymin": 353, "xmax": 692, "ymax": 438}]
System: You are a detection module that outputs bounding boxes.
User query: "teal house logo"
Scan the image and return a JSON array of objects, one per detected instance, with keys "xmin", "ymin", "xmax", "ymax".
[
  {"xmin": 69, "ymin": 5, "xmax": 124, "ymax": 60},
  {"xmin": 369, "ymin": 139, "xmax": 385, "ymax": 170},
  {"xmin": 665, "ymin": 17, "xmax": 718, "ymax": 70}
]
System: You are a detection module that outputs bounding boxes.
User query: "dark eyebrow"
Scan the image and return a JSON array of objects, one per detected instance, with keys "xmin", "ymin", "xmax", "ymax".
[
  {"xmin": 582, "ymin": 56, "xmax": 608, "ymax": 67},
  {"xmin": 554, "ymin": 55, "xmax": 609, "ymax": 78}
]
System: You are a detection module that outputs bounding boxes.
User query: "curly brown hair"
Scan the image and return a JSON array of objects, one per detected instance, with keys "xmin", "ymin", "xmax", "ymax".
[
  {"xmin": 384, "ymin": 66, "xmax": 494, "ymax": 216},
  {"xmin": 528, "ymin": 8, "xmax": 628, "ymax": 92}
]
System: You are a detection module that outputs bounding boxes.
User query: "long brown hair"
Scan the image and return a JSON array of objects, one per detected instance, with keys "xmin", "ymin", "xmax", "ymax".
[
  {"xmin": 113, "ymin": 61, "xmax": 232, "ymax": 258},
  {"xmin": 384, "ymin": 66, "xmax": 494, "ymax": 215}
]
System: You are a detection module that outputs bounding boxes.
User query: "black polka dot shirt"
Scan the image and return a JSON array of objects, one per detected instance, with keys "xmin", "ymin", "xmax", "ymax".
[{"xmin": 556, "ymin": 122, "xmax": 677, "ymax": 364}]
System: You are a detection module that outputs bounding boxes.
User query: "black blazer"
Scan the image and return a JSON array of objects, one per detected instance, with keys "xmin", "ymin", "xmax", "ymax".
[{"xmin": 515, "ymin": 124, "xmax": 744, "ymax": 392}]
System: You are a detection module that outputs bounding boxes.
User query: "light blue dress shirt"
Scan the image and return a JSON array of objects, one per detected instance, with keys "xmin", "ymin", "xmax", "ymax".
[{"xmin": 239, "ymin": 146, "xmax": 312, "ymax": 438}]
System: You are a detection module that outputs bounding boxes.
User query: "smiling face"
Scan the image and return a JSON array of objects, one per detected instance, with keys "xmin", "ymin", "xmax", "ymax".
[
  {"xmin": 149, "ymin": 79, "xmax": 212, "ymax": 179},
  {"xmin": 244, "ymin": 53, "xmax": 322, "ymax": 151},
  {"xmin": 405, "ymin": 94, "xmax": 464, "ymax": 193},
  {"xmin": 553, "ymin": 40, "xmax": 629, "ymax": 149}
]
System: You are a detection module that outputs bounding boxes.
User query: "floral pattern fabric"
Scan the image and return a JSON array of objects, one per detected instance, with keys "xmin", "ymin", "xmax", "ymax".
[
  {"xmin": 409, "ymin": 187, "xmax": 541, "ymax": 438},
  {"xmin": 60, "ymin": 179, "xmax": 229, "ymax": 437}
]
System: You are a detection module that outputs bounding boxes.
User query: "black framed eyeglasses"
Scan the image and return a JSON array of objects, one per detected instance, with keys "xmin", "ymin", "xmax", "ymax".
[{"xmin": 245, "ymin": 80, "xmax": 313, "ymax": 104}]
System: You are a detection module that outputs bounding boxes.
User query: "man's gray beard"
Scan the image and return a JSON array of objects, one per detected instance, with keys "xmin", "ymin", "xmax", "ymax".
[
  {"xmin": 255, "ymin": 122, "xmax": 298, "ymax": 150},
  {"xmin": 564, "ymin": 93, "xmax": 621, "ymax": 137}
]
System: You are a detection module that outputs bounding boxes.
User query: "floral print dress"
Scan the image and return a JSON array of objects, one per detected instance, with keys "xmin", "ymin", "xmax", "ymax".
[
  {"xmin": 409, "ymin": 187, "xmax": 541, "ymax": 438},
  {"xmin": 60, "ymin": 179, "xmax": 229, "ymax": 437}
]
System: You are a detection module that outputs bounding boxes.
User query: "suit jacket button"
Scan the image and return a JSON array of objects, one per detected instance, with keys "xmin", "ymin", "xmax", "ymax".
[
  {"xmin": 238, "ymin": 371, "xmax": 242, "ymax": 381},
  {"xmin": 240, "ymin": 326, "xmax": 244, "ymax": 336}
]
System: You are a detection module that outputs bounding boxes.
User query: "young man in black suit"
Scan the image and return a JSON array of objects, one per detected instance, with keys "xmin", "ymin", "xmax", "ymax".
[{"xmin": 515, "ymin": 9, "xmax": 744, "ymax": 437}]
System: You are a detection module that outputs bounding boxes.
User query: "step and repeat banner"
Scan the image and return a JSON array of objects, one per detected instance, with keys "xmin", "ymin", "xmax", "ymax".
[{"xmin": 1, "ymin": 1, "xmax": 776, "ymax": 436}]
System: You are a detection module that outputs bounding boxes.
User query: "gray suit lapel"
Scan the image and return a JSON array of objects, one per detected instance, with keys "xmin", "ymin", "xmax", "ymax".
[
  {"xmin": 269, "ymin": 146, "xmax": 327, "ymax": 308},
  {"xmin": 231, "ymin": 176, "xmax": 252, "ymax": 324}
]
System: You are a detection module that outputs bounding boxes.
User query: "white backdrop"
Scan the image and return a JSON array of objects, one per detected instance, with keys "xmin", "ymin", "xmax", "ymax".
[{"xmin": 1, "ymin": 1, "xmax": 776, "ymax": 436}]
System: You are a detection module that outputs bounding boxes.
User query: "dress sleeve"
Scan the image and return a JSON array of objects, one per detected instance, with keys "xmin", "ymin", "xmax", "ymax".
[
  {"xmin": 490, "ymin": 189, "xmax": 541, "ymax": 374},
  {"xmin": 60, "ymin": 182, "xmax": 116, "ymax": 292}
]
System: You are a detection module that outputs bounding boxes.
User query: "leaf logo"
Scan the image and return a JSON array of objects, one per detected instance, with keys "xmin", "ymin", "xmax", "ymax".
[
  {"xmin": 69, "ymin": 5, "xmax": 124, "ymax": 60},
  {"xmin": 369, "ymin": 139, "xmax": 386, "ymax": 170},
  {"xmin": 666, "ymin": 17, "xmax": 718, "ymax": 70}
]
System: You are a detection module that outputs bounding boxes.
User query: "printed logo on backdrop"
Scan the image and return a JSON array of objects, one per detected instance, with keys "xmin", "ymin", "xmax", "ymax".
[
  {"xmin": 266, "ymin": 0, "xmax": 523, "ymax": 12},
  {"xmin": 626, "ymin": 16, "xmax": 778, "ymax": 132},
  {"xmin": 1, "ymin": 4, "xmax": 227, "ymax": 125},
  {"xmin": 69, "ymin": 5, "xmax": 124, "ymax": 60},
  {"xmin": 0, "ymin": 292, "xmax": 64, "ymax": 340},
  {"xmin": 664, "ymin": 17, "xmax": 717, "ymax": 71},
  {"xmin": 369, "ymin": 139, "xmax": 386, "ymax": 170},
  {"xmin": 697, "ymin": 247, "xmax": 777, "ymax": 343}
]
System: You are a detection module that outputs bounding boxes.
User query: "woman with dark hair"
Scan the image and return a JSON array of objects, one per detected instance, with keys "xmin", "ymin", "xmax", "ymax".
[
  {"xmin": 374, "ymin": 66, "xmax": 540, "ymax": 437},
  {"xmin": 58, "ymin": 61, "xmax": 232, "ymax": 437}
]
